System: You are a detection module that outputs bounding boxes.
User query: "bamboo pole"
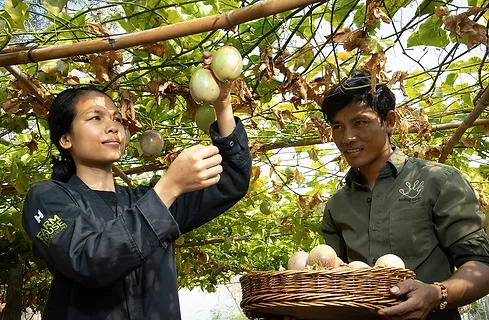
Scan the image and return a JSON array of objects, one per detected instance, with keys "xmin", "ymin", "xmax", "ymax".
[
  {"xmin": 439, "ymin": 86, "xmax": 489, "ymax": 163},
  {"xmin": 4, "ymin": 65, "xmax": 44, "ymax": 101},
  {"xmin": 0, "ymin": 0, "xmax": 323, "ymax": 67}
]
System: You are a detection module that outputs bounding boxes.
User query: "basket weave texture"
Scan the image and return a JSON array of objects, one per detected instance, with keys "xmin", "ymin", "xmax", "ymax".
[{"xmin": 240, "ymin": 266, "xmax": 416, "ymax": 320}]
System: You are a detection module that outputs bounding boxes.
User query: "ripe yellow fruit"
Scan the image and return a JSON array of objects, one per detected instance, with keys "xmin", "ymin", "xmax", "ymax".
[
  {"xmin": 189, "ymin": 68, "xmax": 220, "ymax": 104},
  {"xmin": 211, "ymin": 45, "xmax": 243, "ymax": 82},
  {"xmin": 307, "ymin": 244, "xmax": 337, "ymax": 268},
  {"xmin": 375, "ymin": 254, "xmax": 405, "ymax": 268}
]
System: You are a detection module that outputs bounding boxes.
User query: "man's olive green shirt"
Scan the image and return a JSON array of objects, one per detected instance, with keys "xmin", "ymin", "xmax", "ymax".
[{"xmin": 322, "ymin": 149, "xmax": 489, "ymax": 320}]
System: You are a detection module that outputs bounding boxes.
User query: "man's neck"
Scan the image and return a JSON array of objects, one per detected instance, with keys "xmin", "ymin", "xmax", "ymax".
[
  {"xmin": 75, "ymin": 164, "xmax": 115, "ymax": 192},
  {"xmin": 359, "ymin": 146, "xmax": 393, "ymax": 191}
]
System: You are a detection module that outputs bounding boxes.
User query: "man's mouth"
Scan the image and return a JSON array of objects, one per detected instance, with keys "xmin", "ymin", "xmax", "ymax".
[{"xmin": 344, "ymin": 148, "xmax": 362, "ymax": 154}]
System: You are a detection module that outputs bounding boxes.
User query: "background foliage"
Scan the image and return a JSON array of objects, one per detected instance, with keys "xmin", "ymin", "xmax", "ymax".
[{"xmin": 0, "ymin": 0, "xmax": 488, "ymax": 314}]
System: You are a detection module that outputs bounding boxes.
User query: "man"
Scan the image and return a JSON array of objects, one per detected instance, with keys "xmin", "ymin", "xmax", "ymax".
[{"xmin": 321, "ymin": 70, "xmax": 489, "ymax": 319}]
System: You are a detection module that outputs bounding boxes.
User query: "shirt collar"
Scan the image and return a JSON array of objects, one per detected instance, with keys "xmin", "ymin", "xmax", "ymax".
[{"xmin": 345, "ymin": 148, "xmax": 407, "ymax": 187}]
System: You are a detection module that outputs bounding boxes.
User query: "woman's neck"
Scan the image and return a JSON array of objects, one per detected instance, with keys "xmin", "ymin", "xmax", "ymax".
[{"xmin": 76, "ymin": 164, "xmax": 116, "ymax": 192}]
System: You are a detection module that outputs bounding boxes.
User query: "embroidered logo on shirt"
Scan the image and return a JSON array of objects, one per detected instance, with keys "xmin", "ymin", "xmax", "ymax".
[
  {"xmin": 36, "ymin": 215, "xmax": 67, "ymax": 247},
  {"xmin": 399, "ymin": 180, "xmax": 424, "ymax": 202}
]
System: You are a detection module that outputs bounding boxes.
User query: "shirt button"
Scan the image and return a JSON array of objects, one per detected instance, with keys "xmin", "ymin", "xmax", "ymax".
[
  {"xmin": 367, "ymin": 198, "xmax": 371, "ymax": 203},
  {"xmin": 229, "ymin": 140, "xmax": 235, "ymax": 147},
  {"xmin": 372, "ymin": 225, "xmax": 378, "ymax": 231}
]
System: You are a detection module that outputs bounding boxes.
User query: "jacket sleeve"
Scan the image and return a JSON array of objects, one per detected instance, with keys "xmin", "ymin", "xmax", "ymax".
[
  {"xmin": 170, "ymin": 117, "xmax": 252, "ymax": 234},
  {"xmin": 22, "ymin": 182, "xmax": 180, "ymax": 289},
  {"xmin": 322, "ymin": 203, "xmax": 348, "ymax": 262},
  {"xmin": 433, "ymin": 167, "xmax": 489, "ymax": 268}
]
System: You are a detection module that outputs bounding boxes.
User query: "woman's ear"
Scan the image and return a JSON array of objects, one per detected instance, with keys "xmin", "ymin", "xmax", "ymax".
[
  {"xmin": 59, "ymin": 134, "xmax": 72, "ymax": 150},
  {"xmin": 385, "ymin": 110, "xmax": 396, "ymax": 134}
]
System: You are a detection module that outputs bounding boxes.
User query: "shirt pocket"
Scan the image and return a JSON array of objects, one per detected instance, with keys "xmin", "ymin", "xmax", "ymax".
[{"xmin": 389, "ymin": 206, "xmax": 435, "ymax": 259}]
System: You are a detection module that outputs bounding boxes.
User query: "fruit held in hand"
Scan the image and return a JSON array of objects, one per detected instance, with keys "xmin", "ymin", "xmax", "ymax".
[
  {"xmin": 140, "ymin": 130, "xmax": 164, "ymax": 156},
  {"xmin": 375, "ymin": 254, "xmax": 405, "ymax": 268},
  {"xmin": 211, "ymin": 45, "xmax": 243, "ymax": 82},
  {"xmin": 194, "ymin": 105, "xmax": 216, "ymax": 131},
  {"xmin": 189, "ymin": 68, "xmax": 220, "ymax": 104},
  {"xmin": 307, "ymin": 244, "xmax": 337, "ymax": 268},
  {"xmin": 349, "ymin": 261, "xmax": 371, "ymax": 269},
  {"xmin": 287, "ymin": 250, "xmax": 309, "ymax": 270}
]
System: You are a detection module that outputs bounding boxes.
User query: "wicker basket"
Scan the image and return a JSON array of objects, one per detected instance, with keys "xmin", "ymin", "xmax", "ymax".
[{"xmin": 240, "ymin": 266, "xmax": 416, "ymax": 320}]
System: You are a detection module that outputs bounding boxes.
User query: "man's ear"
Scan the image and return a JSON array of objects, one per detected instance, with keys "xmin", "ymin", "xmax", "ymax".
[
  {"xmin": 385, "ymin": 110, "xmax": 396, "ymax": 134},
  {"xmin": 59, "ymin": 134, "xmax": 72, "ymax": 150}
]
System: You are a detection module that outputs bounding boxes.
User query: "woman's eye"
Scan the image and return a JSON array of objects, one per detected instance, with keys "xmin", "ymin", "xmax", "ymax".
[
  {"xmin": 114, "ymin": 117, "xmax": 122, "ymax": 123},
  {"xmin": 90, "ymin": 116, "xmax": 101, "ymax": 120}
]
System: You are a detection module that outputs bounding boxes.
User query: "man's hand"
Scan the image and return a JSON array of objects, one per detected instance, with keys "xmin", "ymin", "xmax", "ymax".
[{"xmin": 378, "ymin": 279, "xmax": 441, "ymax": 320}]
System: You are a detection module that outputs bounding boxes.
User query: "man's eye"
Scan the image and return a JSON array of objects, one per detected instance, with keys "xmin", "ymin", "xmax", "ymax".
[
  {"xmin": 90, "ymin": 116, "xmax": 101, "ymax": 120},
  {"xmin": 332, "ymin": 125, "xmax": 342, "ymax": 130}
]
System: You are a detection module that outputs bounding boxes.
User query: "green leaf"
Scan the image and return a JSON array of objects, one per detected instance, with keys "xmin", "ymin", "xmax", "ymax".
[
  {"xmin": 331, "ymin": 0, "xmax": 358, "ymax": 28},
  {"xmin": 4, "ymin": 0, "xmax": 29, "ymax": 30},
  {"xmin": 16, "ymin": 169, "xmax": 29, "ymax": 194},
  {"xmin": 445, "ymin": 73, "xmax": 458, "ymax": 86},
  {"xmin": 384, "ymin": 0, "xmax": 411, "ymax": 16},
  {"xmin": 407, "ymin": 15, "xmax": 450, "ymax": 48},
  {"xmin": 353, "ymin": 3, "xmax": 366, "ymax": 29},
  {"xmin": 44, "ymin": 0, "xmax": 68, "ymax": 15},
  {"xmin": 415, "ymin": 0, "xmax": 450, "ymax": 17},
  {"xmin": 366, "ymin": 37, "xmax": 394, "ymax": 54}
]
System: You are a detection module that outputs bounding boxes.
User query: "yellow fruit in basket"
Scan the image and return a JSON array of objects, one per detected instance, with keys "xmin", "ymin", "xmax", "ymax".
[
  {"xmin": 333, "ymin": 256, "xmax": 344, "ymax": 268},
  {"xmin": 349, "ymin": 261, "xmax": 371, "ymax": 269},
  {"xmin": 307, "ymin": 244, "xmax": 337, "ymax": 268},
  {"xmin": 375, "ymin": 254, "xmax": 405, "ymax": 268},
  {"xmin": 287, "ymin": 250, "xmax": 309, "ymax": 270}
]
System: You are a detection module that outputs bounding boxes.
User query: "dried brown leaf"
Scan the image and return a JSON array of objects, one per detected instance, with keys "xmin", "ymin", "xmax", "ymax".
[
  {"xmin": 388, "ymin": 71, "xmax": 408, "ymax": 96},
  {"xmin": 308, "ymin": 192, "xmax": 323, "ymax": 210},
  {"xmin": 361, "ymin": 52, "xmax": 388, "ymax": 92},
  {"xmin": 272, "ymin": 108, "xmax": 286, "ymax": 130},
  {"xmin": 250, "ymin": 166, "xmax": 261, "ymax": 186},
  {"xmin": 310, "ymin": 114, "xmax": 331, "ymax": 143},
  {"xmin": 89, "ymin": 51, "xmax": 123, "ymax": 83},
  {"xmin": 89, "ymin": 22, "xmax": 110, "ymax": 36},
  {"xmin": 443, "ymin": 7, "xmax": 488, "ymax": 50},
  {"xmin": 434, "ymin": 6, "xmax": 449, "ymax": 18},
  {"xmin": 136, "ymin": 43, "xmax": 166, "ymax": 57},
  {"xmin": 459, "ymin": 137, "xmax": 478, "ymax": 148},
  {"xmin": 2, "ymin": 100, "xmax": 21, "ymax": 115},
  {"xmin": 367, "ymin": 0, "xmax": 391, "ymax": 26}
]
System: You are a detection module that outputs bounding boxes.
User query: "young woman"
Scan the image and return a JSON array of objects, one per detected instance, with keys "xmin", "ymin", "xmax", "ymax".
[{"xmin": 22, "ymin": 61, "xmax": 252, "ymax": 319}]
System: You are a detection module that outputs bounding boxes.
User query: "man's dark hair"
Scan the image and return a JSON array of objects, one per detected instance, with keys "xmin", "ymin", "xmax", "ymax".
[{"xmin": 321, "ymin": 70, "xmax": 396, "ymax": 123}]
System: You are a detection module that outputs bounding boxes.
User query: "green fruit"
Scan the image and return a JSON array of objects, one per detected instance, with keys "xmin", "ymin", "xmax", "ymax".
[
  {"xmin": 195, "ymin": 105, "xmax": 216, "ymax": 131},
  {"xmin": 285, "ymin": 167, "xmax": 295, "ymax": 178},
  {"xmin": 189, "ymin": 68, "xmax": 220, "ymax": 104},
  {"xmin": 259, "ymin": 200, "xmax": 272, "ymax": 215},
  {"xmin": 37, "ymin": 71, "xmax": 57, "ymax": 84},
  {"xmin": 175, "ymin": 236, "xmax": 185, "ymax": 246},
  {"xmin": 140, "ymin": 130, "xmax": 164, "ymax": 156},
  {"xmin": 211, "ymin": 45, "xmax": 243, "ymax": 82}
]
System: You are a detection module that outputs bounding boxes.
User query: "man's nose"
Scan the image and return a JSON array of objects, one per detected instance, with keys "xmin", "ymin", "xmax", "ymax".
[{"xmin": 342, "ymin": 127, "xmax": 357, "ymax": 144}]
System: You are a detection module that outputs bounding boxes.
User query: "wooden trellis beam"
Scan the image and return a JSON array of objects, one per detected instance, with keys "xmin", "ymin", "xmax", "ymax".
[
  {"xmin": 439, "ymin": 86, "xmax": 489, "ymax": 163},
  {"xmin": 0, "ymin": 0, "xmax": 323, "ymax": 67}
]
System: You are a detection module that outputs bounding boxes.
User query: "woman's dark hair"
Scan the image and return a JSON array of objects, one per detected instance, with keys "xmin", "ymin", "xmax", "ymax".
[
  {"xmin": 321, "ymin": 70, "xmax": 396, "ymax": 123},
  {"xmin": 48, "ymin": 86, "xmax": 111, "ymax": 182}
]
